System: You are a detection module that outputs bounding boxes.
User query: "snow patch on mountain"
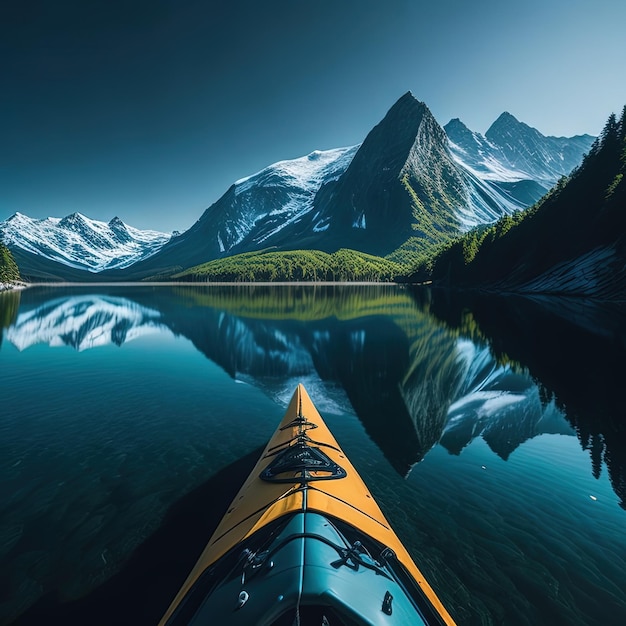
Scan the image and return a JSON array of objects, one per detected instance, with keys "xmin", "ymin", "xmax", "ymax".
[
  {"xmin": 447, "ymin": 140, "xmax": 527, "ymax": 183},
  {"xmin": 0, "ymin": 212, "xmax": 171, "ymax": 272},
  {"xmin": 353, "ymin": 213, "xmax": 366, "ymax": 229},
  {"xmin": 235, "ymin": 147, "xmax": 358, "ymax": 194},
  {"xmin": 454, "ymin": 169, "xmax": 530, "ymax": 230}
]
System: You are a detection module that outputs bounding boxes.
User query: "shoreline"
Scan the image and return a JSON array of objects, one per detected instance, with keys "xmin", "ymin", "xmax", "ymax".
[
  {"xmin": 0, "ymin": 281, "xmax": 28, "ymax": 292},
  {"xmin": 17, "ymin": 280, "xmax": 403, "ymax": 288}
]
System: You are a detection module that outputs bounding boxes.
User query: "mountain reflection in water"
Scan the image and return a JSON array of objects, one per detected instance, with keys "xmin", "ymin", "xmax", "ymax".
[
  {"xmin": 1, "ymin": 284, "xmax": 625, "ymax": 625},
  {"xmin": 412, "ymin": 286, "xmax": 626, "ymax": 510},
  {"xmin": 4, "ymin": 285, "xmax": 580, "ymax": 478}
]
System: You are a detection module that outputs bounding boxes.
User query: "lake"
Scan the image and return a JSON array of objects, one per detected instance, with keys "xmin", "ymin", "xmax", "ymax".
[{"xmin": 1, "ymin": 284, "xmax": 625, "ymax": 625}]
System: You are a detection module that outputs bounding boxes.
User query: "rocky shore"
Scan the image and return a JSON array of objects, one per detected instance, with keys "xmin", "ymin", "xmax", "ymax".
[{"xmin": 0, "ymin": 281, "xmax": 27, "ymax": 292}]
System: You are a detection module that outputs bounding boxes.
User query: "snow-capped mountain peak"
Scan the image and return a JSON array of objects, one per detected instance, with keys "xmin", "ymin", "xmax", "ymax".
[
  {"xmin": 0, "ymin": 212, "xmax": 171, "ymax": 272},
  {"xmin": 444, "ymin": 112, "xmax": 595, "ymax": 211},
  {"xmin": 207, "ymin": 145, "xmax": 359, "ymax": 253}
]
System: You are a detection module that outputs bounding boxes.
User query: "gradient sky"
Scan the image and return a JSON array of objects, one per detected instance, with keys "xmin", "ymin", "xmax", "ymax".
[{"xmin": 1, "ymin": 0, "xmax": 625, "ymax": 232}]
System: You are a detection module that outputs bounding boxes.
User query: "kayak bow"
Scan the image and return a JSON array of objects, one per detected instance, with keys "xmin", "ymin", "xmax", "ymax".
[{"xmin": 160, "ymin": 384, "xmax": 456, "ymax": 625}]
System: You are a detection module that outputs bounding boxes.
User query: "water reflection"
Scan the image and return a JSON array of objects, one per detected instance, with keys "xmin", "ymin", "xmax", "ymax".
[
  {"xmin": 442, "ymin": 341, "xmax": 574, "ymax": 459},
  {"xmin": 412, "ymin": 286, "xmax": 626, "ymax": 509},
  {"xmin": 0, "ymin": 290, "xmax": 20, "ymax": 346},
  {"xmin": 4, "ymin": 284, "xmax": 582, "ymax": 478},
  {"xmin": 2, "ymin": 284, "xmax": 626, "ymax": 625},
  {"xmin": 6, "ymin": 294, "xmax": 165, "ymax": 351}
]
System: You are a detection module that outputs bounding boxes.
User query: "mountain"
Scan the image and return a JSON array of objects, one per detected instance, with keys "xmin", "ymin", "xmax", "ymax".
[
  {"xmin": 446, "ymin": 117, "xmax": 561, "ymax": 208},
  {"xmin": 229, "ymin": 95, "xmax": 592, "ymax": 255},
  {"xmin": 0, "ymin": 212, "xmax": 171, "ymax": 277},
  {"xmin": 446, "ymin": 113, "xmax": 594, "ymax": 188},
  {"xmin": 123, "ymin": 92, "xmax": 585, "ymax": 279},
  {"xmin": 4, "ymin": 93, "xmax": 595, "ymax": 281},
  {"xmin": 409, "ymin": 106, "xmax": 626, "ymax": 298},
  {"xmin": 263, "ymin": 92, "xmax": 476, "ymax": 256},
  {"xmin": 111, "ymin": 146, "xmax": 359, "ymax": 279}
]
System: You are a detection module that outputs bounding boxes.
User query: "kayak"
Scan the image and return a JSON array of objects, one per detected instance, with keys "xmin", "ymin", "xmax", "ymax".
[{"xmin": 159, "ymin": 384, "xmax": 456, "ymax": 625}]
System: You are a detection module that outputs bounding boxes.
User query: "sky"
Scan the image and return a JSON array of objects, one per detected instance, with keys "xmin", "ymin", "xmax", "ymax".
[{"xmin": 1, "ymin": 0, "xmax": 625, "ymax": 233}]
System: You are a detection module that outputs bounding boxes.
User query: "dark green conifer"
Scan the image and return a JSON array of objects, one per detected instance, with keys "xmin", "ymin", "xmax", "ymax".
[
  {"xmin": 0, "ymin": 242, "xmax": 21, "ymax": 283},
  {"xmin": 618, "ymin": 104, "xmax": 626, "ymax": 142}
]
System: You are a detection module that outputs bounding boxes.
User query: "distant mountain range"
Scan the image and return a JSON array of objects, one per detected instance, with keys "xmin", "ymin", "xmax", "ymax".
[
  {"xmin": 1, "ymin": 92, "xmax": 594, "ymax": 281},
  {"xmin": 0, "ymin": 212, "xmax": 170, "ymax": 275}
]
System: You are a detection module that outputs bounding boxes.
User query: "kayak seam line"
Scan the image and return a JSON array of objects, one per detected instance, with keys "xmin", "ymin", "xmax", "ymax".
[
  {"xmin": 306, "ymin": 484, "xmax": 392, "ymax": 531},
  {"xmin": 207, "ymin": 485, "xmax": 301, "ymax": 547}
]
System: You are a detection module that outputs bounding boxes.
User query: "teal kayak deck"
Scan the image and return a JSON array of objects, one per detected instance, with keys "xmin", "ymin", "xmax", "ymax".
[
  {"xmin": 160, "ymin": 385, "xmax": 454, "ymax": 626},
  {"xmin": 168, "ymin": 511, "xmax": 440, "ymax": 625}
]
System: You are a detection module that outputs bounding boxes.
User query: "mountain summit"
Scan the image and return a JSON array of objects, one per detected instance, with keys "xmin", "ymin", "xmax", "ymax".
[{"xmin": 298, "ymin": 91, "xmax": 470, "ymax": 255}]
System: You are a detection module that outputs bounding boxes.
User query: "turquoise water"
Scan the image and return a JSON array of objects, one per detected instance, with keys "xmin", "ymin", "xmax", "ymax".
[{"xmin": 1, "ymin": 285, "xmax": 625, "ymax": 625}]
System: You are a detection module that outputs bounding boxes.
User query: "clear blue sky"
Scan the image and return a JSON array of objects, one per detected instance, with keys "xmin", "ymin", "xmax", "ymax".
[{"xmin": 1, "ymin": 0, "xmax": 625, "ymax": 232}]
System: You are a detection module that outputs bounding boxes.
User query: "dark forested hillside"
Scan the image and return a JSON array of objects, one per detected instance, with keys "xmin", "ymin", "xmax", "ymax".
[{"xmin": 407, "ymin": 106, "xmax": 626, "ymax": 299}]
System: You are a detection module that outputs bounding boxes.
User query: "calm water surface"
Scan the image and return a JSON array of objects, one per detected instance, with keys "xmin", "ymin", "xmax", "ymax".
[{"xmin": 1, "ymin": 284, "xmax": 625, "ymax": 625}]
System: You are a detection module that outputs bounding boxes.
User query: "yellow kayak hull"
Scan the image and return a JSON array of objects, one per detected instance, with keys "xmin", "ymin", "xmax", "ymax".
[{"xmin": 160, "ymin": 383, "xmax": 455, "ymax": 625}]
